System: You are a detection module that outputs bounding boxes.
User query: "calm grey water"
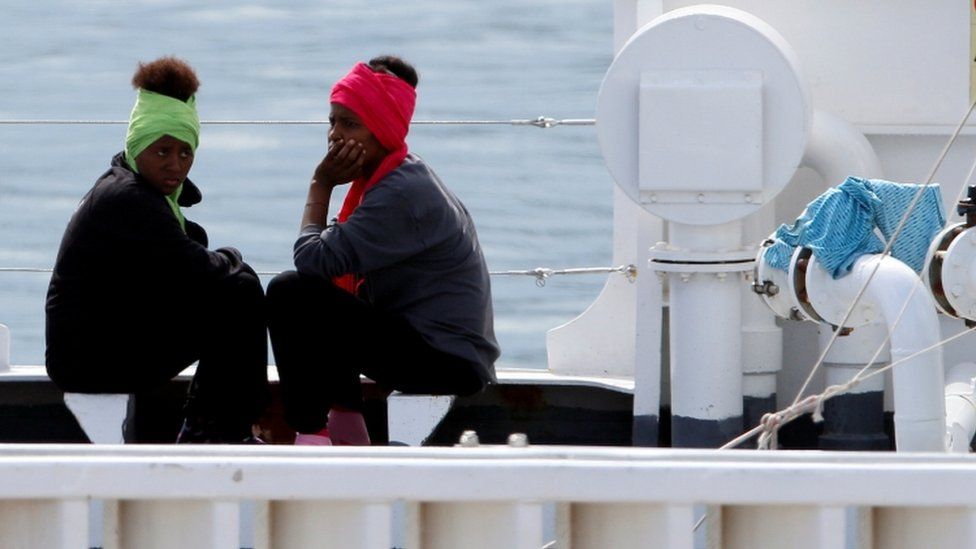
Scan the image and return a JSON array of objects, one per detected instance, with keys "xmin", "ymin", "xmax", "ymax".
[{"xmin": 0, "ymin": 0, "xmax": 615, "ymax": 368}]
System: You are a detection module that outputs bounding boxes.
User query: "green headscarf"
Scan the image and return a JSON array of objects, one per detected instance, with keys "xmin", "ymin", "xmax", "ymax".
[{"xmin": 124, "ymin": 89, "xmax": 200, "ymax": 232}]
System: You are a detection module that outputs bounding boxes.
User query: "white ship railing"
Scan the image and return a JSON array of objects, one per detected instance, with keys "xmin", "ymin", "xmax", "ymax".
[{"xmin": 4, "ymin": 444, "xmax": 976, "ymax": 549}]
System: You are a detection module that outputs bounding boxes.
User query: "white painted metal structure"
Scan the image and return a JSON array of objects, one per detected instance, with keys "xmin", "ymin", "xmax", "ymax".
[
  {"xmin": 2, "ymin": 444, "xmax": 976, "ymax": 549},
  {"xmin": 593, "ymin": 5, "xmax": 812, "ymax": 446},
  {"xmin": 62, "ymin": 393, "xmax": 129, "ymax": 444},
  {"xmin": 386, "ymin": 393, "xmax": 456, "ymax": 446},
  {"xmin": 548, "ymin": 0, "xmax": 976, "ymax": 449}
]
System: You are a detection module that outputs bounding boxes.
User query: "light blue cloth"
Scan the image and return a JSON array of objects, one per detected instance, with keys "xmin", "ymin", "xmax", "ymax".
[{"xmin": 764, "ymin": 177, "xmax": 945, "ymax": 278}]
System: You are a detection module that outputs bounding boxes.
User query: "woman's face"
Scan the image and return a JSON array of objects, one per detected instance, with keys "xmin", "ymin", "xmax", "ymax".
[
  {"xmin": 135, "ymin": 135, "xmax": 194, "ymax": 196},
  {"xmin": 328, "ymin": 103, "xmax": 388, "ymax": 177}
]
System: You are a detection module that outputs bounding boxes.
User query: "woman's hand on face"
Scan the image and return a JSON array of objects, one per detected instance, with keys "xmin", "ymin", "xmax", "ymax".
[{"xmin": 314, "ymin": 139, "xmax": 366, "ymax": 187}]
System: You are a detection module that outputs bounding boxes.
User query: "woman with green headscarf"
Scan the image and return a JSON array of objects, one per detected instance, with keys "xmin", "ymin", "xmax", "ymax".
[{"xmin": 45, "ymin": 57, "xmax": 269, "ymax": 443}]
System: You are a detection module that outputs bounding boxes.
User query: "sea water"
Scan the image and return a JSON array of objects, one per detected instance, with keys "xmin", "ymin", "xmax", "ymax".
[{"xmin": 0, "ymin": 0, "xmax": 614, "ymax": 369}]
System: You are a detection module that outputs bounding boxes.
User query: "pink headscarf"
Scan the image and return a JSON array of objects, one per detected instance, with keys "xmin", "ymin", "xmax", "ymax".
[
  {"xmin": 329, "ymin": 62, "xmax": 417, "ymax": 293},
  {"xmin": 331, "ymin": 62, "xmax": 416, "ymax": 222}
]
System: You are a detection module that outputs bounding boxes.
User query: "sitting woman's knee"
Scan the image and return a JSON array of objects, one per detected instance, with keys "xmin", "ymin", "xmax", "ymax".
[
  {"xmin": 223, "ymin": 270, "xmax": 264, "ymax": 300},
  {"xmin": 266, "ymin": 270, "xmax": 304, "ymax": 307}
]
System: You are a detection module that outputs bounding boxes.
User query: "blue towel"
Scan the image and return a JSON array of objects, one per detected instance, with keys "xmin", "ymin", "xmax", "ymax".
[{"xmin": 764, "ymin": 177, "xmax": 945, "ymax": 279}]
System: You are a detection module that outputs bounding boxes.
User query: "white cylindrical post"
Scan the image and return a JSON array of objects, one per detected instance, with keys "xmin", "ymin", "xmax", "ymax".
[
  {"xmin": 632, "ymin": 219, "xmax": 664, "ymax": 446},
  {"xmin": 818, "ymin": 323, "xmax": 890, "ymax": 450},
  {"xmin": 669, "ymin": 222, "xmax": 744, "ymax": 448},
  {"xmin": 741, "ymin": 205, "xmax": 783, "ymax": 431},
  {"xmin": 740, "ymin": 285, "xmax": 781, "ymax": 428}
]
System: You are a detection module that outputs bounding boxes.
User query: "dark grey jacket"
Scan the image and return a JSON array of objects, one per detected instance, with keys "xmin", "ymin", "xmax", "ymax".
[{"xmin": 294, "ymin": 154, "xmax": 499, "ymax": 382}]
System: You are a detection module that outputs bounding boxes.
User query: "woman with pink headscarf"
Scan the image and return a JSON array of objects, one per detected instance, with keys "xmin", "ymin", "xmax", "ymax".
[{"xmin": 267, "ymin": 56, "xmax": 499, "ymax": 445}]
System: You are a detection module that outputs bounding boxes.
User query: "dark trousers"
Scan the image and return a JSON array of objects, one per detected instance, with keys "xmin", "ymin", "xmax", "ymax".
[
  {"xmin": 47, "ymin": 271, "xmax": 269, "ymax": 439},
  {"xmin": 266, "ymin": 271, "xmax": 484, "ymax": 434}
]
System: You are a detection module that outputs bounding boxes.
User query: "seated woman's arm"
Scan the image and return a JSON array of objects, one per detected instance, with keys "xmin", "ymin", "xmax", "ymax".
[{"xmin": 105, "ymin": 182, "xmax": 252, "ymax": 283}]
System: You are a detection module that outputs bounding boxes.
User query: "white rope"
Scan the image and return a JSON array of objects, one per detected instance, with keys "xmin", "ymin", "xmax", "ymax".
[
  {"xmin": 0, "ymin": 116, "xmax": 595, "ymax": 128},
  {"xmin": 735, "ymin": 326, "xmax": 976, "ymax": 451}
]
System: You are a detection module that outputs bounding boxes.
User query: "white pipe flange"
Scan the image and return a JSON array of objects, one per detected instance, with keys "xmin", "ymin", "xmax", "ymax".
[
  {"xmin": 648, "ymin": 246, "xmax": 755, "ymax": 274},
  {"xmin": 924, "ymin": 223, "xmax": 976, "ymax": 321},
  {"xmin": 765, "ymin": 247, "xmax": 880, "ymax": 329},
  {"xmin": 752, "ymin": 238, "xmax": 794, "ymax": 320}
]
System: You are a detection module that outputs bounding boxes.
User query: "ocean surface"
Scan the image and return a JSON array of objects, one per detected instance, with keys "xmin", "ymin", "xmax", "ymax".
[{"xmin": 0, "ymin": 0, "xmax": 615, "ymax": 368}]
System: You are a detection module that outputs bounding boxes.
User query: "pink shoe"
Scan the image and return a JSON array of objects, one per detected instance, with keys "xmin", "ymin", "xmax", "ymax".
[
  {"xmin": 328, "ymin": 408, "xmax": 371, "ymax": 446},
  {"xmin": 294, "ymin": 428, "xmax": 332, "ymax": 446}
]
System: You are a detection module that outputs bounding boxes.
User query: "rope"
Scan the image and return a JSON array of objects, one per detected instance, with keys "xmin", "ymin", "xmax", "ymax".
[
  {"xmin": 728, "ymin": 326, "xmax": 976, "ymax": 451},
  {"xmin": 0, "ymin": 116, "xmax": 595, "ymax": 128}
]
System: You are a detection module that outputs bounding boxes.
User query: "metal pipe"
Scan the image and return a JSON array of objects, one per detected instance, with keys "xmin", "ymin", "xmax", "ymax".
[
  {"xmin": 801, "ymin": 110, "xmax": 884, "ymax": 188},
  {"xmin": 741, "ymin": 204, "xmax": 782, "ymax": 430},
  {"xmin": 816, "ymin": 255, "xmax": 945, "ymax": 451},
  {"xmin": 668, "ymin": 221, "xmax": 744, "ymax": 448},
  {"xmin": 944, "ymin": 361, "xmax": 976, "ymax": 453}
]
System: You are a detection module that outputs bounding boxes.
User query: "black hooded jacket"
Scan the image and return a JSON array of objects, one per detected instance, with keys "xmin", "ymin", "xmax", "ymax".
[{"xmin": 45, "ymin": 153, "xmax": 251, "ymax": 369}]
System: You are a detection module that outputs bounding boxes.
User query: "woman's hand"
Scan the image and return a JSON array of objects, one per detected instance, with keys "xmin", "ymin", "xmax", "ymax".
[{"xmin": 313, "ymin": 139, "xmax": 366, "ymax": 187}]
